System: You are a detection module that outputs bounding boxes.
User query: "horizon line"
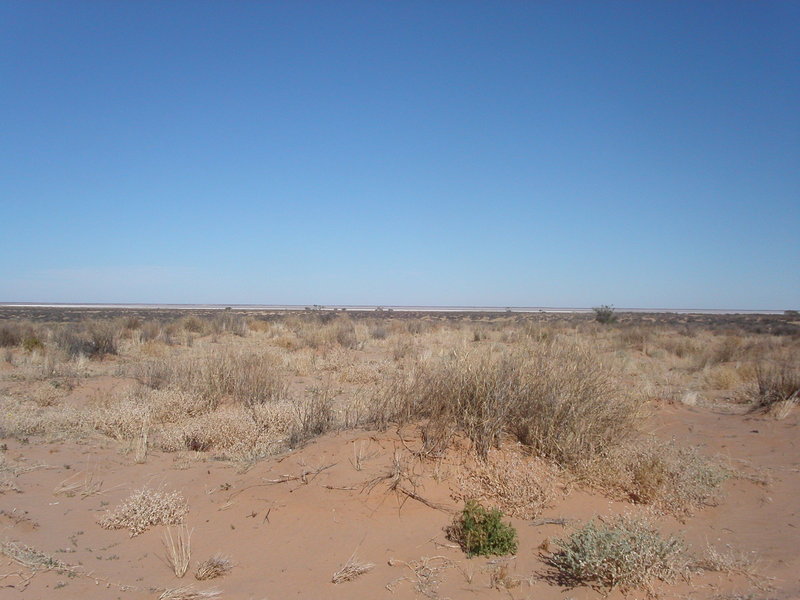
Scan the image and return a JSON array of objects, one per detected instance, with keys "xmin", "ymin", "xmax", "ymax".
[{"xmin": 0, "ymin": 302, "xmax": 792, "ymax": 315}]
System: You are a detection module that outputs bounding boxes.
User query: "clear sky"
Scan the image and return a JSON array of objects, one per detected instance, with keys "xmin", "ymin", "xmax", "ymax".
[{"xmin": 1, "ymin": 1, "xmax": 798, "ymax": 309}]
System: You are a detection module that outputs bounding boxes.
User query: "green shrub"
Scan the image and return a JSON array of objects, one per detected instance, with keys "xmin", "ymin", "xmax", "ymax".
[
  {"xmin": 548, "ymin": 515, "xmax": 686, "ymax": 593},
  {"xmin": 448, "ymin": 500, "xmax": 518, "ymax": 557}
]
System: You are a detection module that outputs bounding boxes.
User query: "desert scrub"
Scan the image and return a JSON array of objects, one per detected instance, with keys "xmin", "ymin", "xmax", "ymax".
[
  {"xmin": 99, "ymin": 487, "xmax": 188, "ymax": 536},
  {"xmin": 509, "ymin": 341, "xmax": 642, "ymax": 469},
  {"xmin": 157, "ymin": 402, "xmax": 294, "ymax": 460},
  {"xmin": 455, "ymin": 448, "xmax": 557, "ymax": 519},
  {"xmin": 132, "ymin": 350, "xmax": 288, "ymax": 410},
  {"xmin": 593, "ymin": 304, "xmax": 618, "ymax": 324},
  {"xmin": 448, "ymin": 500, "xmax": 518, "ymax": 557},
  {"xmin": 370, "ymin": 340, "xmax": 640, "ymax": 465},
  {"xmin": 548, "ymin": 515, "xmax": 687, "ymax": 593},
  {"xmin": 627, "ymin": 442, "xmax": 730, "ymax": 516},
  {"xmin": 581, "ymin": 440, "xmax": 730, "ymax": 519},
  {"xmin": 749, "ymin": 362, "xmax": 800, "ymax": 413},
  {"xmin": 377, "ymin": 350, "xmax": 536, "ymax": 458}
]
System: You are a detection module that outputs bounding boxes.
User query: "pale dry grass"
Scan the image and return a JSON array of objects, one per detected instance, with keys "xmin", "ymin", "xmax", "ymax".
[
  {"xmin": 0, "ymin": 398, "xmax": 90, "ymax": 440},
  {"xmin": 748, "ymin": 362, "xmax": 800, "ymax": 413},
  {"xmin": 455, "ymin": 448, "xmax": 557, "ymax": 519},
  {"xmin": 3, "ymin": 312, "xmax": 793, "ymax": 528},
  {"xmin": 331, "ymin": 552, "xmax": 375, "ymax": 583},
  {"xmin": 488, "ymin": 561, "xmax": 524, "ymax": 589},
  {"xmin": 593, "ymin": 439, "xmax": 730, "ymax": 518},
  {"xmin": 695, "ymin": 543, "xmax": 759, "ymax": 576},
  {"xmin": 53, "ymin": 470, "xmax": 103, "ymax": 498},
  {"xmin": 509, "ymin": 340, "xmax": 642, "ymax": 468},
  {"xmin": 158, "ymin": 401, "xmax": 294, "ymax": 459},
  {"xmin": 158, "ymin": 587, "xmax": 221, "ymax": 600},
  {"xmin": 372, "ymin": 337, "xmax": 641, "ymax": 466},
  {"xmin": 163, "ymin": 524, "xmax": 192, "ymax": 578},
  {"xmin": 99, "ymin": 487, "xmax": 188, "ymax": 536},
  {"xmin": 132, "ymin": 349, "xmax": 288, "ymax": 409},
  {"xmin": 387, "ymin": 555, "xmax": 454, "ymax": 597}
]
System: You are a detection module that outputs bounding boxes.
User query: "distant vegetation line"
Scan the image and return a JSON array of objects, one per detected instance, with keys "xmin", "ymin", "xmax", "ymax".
[{"xmin": 0, "ymin": 302, "xmax": 789, "ymax": 315}]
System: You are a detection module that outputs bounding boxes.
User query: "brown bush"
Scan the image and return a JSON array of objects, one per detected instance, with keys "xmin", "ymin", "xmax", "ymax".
[
  {"xmin": 133, "ymin": 350, "xmax": 288, "ymax": 410},
  {"xmin": 372, "ymin": 340, "xmax": 640, "ymax": 466},
  {"xmin": 749, "ymin": 361, "xmax": 800, "ymax": 411},
  {"xmin": 508, "ymin": 342, "xmax": 642, "ymax": 469}
]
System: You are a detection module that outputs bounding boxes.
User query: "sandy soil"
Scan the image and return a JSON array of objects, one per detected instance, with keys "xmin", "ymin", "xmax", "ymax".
[{"xmin": 1, "ymin": 400, "xmax": 798, "ymax": 600}]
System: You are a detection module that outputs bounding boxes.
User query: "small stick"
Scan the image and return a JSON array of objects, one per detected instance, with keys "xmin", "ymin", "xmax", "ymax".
[{"xmin": 530, "ymin": 517, "xmax": 573, "ymax": 527}]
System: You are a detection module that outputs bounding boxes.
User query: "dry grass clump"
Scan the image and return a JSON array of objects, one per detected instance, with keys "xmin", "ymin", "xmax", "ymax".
[
  {"xmin": 594, "ymin": 440, "xmax": 730, "ymax": 517},
  {"xmin": 656, "ymin": 334, "xmax": 701, "ymax": 359},
  {"xmin": 455, "ymin": 448, "xmax": 557, "ymax": 519},
  {"xmin": 288, "ymin": 314, "xmax": 360, "ymax": 350},
  {"xmin": 0, "ymin": 322, "xmax": 40, "ymax": 347},
  {"xmin": 331, "ymin": 553, "xmax": 375, "ymax": 583},
  {"xmin": 380, "ymin": 350, "xmax": 528, "ymax": 458},
  {"xmin": 748, "ymin": 362, "xmax": 800, "ymax": 414},
  {"xmin": 209, "ymin": 311, "xmax": 249, "ymax": 336},
  {"xmin": 615, "ymin": 325, "xmax": 653, "ymax": 351},
  {"xmin": 158, "ymin": 402, "xmax": 293, "ymax": 459},
  {"xmin": 289, "ymin": 387, "xmax": 335, "ymax": 446},
  {"xmin": 371, "ymin": 340, "xmax": 641, "ymax": 471},
  {"xmin": 141, "ymin": 388, "xmax": 211, "ymax": 423},
  {"xmin": 53, "ymin": 470, "xmax": 103, "ymax": 498},
  {"xmin": 158, "ymin": 587, "xmax": 221, "ymax": 600},
  {"xmin": 134, "ymin": 350, "xmax": 288, "ymax": 410},
  {"xmin": 509, "ymin": 341, "xmax": 642, "ymax": 469},
  {"xmin": 93, "ymin": 396, "xmax": 151, "ymax": 442},
  {"xmin": 99, "ymin": 487, "xmax": 188, "ymax": 536},
  {"xmin": 695, "ymin": 335, "xmax": 744, "ymax": 368},
  {"xmin": 704, "ymin": 364, "xmax": 745, "ymax": 390},
  {"xmin": 548, "ymin": 515, "xmax": 688, "ymax": 594},
  {"xmin": 163, "ymin": 525, "xmax": 192, "ymax": 578},
  {"xmin": 694, "ymin": 543, "xmax": 759, "ymax": 577},
  {"xmin": 386, "ymin": 555, "xmax": 453, "ymax": 597},
  {"xmin": 195, "ymin": 554, "xmax": 233, "ymax": 580},
  {"xmin": 52, "ymin": 320, "xmax": 120, "ymax": 358},
  {"xmin": 0, "ymin": 400, "xmax": 89, "ymax": 440},
  {"xmin": 633, "ymin": 443, "xmax": 728, "ymax": 509}
]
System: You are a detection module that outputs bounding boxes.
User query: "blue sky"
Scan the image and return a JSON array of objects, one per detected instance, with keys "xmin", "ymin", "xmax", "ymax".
[{"xmin": 1, "ymin": 1, "xmax": 798, "ymax": 309}]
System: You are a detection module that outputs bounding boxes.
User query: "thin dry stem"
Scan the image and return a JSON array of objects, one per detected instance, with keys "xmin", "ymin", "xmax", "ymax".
[{"xmin": 163, "ymin": 525, "xmax": 192, "ymax": 578}]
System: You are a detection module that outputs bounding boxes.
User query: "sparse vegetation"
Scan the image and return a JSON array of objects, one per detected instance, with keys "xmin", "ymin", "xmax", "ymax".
[{"xmin": 1, "ymin": 307, "xmax": 798, "ymax": 598}]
